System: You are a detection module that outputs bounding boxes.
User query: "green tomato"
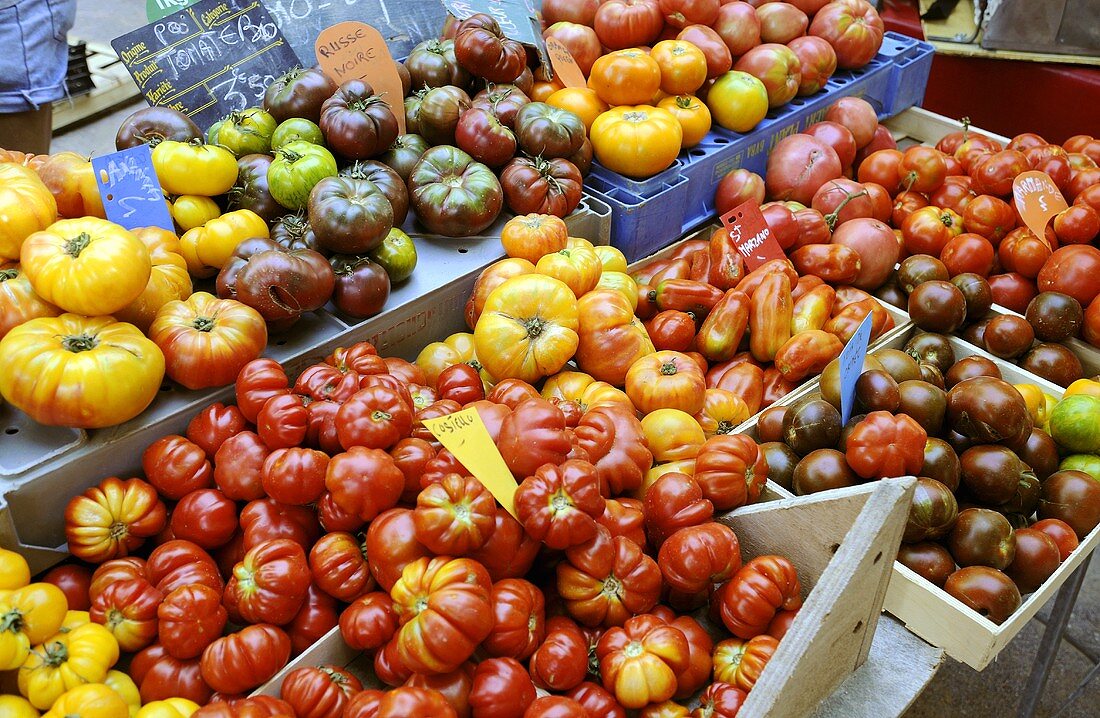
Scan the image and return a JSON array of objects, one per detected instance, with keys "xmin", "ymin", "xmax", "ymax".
[
  {"xmin": 368, "ymin": 228, "xmax": 418, "ymax": 283},
  {"xmin": 206, "ymin": 119, "xmax": 224, "ymax": 145},
  {"xmin": 214, "ymin": 107, "xmax": 277, "ymax": 156},
  {"xmin": 1060, "ymin": 454, "xmax": 1100, "ymax": 482},
  {"xmin": 1049, "ymin": 394, "xmax": 1100, "ymax": 454},
  {"xmin": 267, "ymin": 140, "xmax": 338, "ymax": 210},
  {"xmin": 271, "ymin": 118, "xmax": 325, "ymax": 151}
]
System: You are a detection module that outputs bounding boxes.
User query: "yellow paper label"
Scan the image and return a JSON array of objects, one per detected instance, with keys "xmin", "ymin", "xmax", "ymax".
[{"xmin": 423, "ymin": 408, "xmax": 519, "ymax": 518}]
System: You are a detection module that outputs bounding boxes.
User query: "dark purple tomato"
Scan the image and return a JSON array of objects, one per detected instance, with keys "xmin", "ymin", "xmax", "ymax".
[
  {"xmin": 960, "ymin": 445, "xmax": 1035, "ymax": 506},
  {"xmin": 982, "ymin": 314, "xmax": 1034, "ymax": 359},
  {"xmin": 760, "ymin": 441, "xmax": 798, "ymax": 492},
  {"xmin": 872, "ymin": 348, "xmax": 922, "ymax": 383},
  {"xmin": 904, "ymin": 478, "xmax": 958, "ymax": 543},
  {"xmin": 756, "ymin": 406, "xmax": 788, "ymax": 444},
  {"xmin": 1004, "ymin": 528, "xmax": 1061, "ymax": 594},
  {"xmin": 781, "ymin": 397, "xmax": 842, "ymax": 457},
  {"xmin": 947, "ymin": 508, "xmax": 1016, "ymax": 569},
  {"xmin": 904, "ymin": 332, "xmax": 956, "ymax": 374},
  {"xmin": 898, "ymin": 380, "xmax": 946, "ymax": 435},
  {"xmin": 792, "ymin": 448, "xmax": 859, "ymax": 495},
  {"xmin": 897, "ymin": 542, "xmax": 956, "ymax": 587},
  {"xmin": 116, "ymin": 106, "xmax": 202, "ymax": 149},
  {"xmin": 947, "ymin": 376, "xmax": 1032, "ymax": 445},
  {"xmin": 920, "ymin": 437, "xmax": 961, "ymax": 492},
  {"xmin": 330, "ymin": 255, "xmax": 392, "ymax": 319},
  {"xmin": 909, "ymin": 280, "xmax": 967, "ymax": 333},
  {"xmin": 264, "ymin": 66, "xmax": 338, "ymax": 124},
  {"xmin": 1025, "ymin": 291, "xmax": 1083, "ymax": 343},
  {"xmin": 897, "ymin": 254, "xmax": 949, "ymax": 294},
  {"xmin": 1020, "ymin": 343, "xmax": 1084, "ymax": 387},
  {"xmin": 1017, "ymin": 428, "xmax": 1060, "ymax": 481},
  {"xmin": 380, "ymin": 134, "xmax": 431, "ymax": 182},
  {"xmin": 1039, "ymin": 470, "xmax": 1100, "ymax": 539},
  {"xmin": 945, "ymin": 356, "xmax": 1001, "ymax": 389},
  {"xmin": 943, "ymin": 566, "xmax": 1022, "ymax": 624},
  {"xmin": 951, "ymin": 273, "xmax": 993, "ymax": 321},
  {"xmin": 855, "ymin": 369, "xmax": 900, "ymax": 413}
]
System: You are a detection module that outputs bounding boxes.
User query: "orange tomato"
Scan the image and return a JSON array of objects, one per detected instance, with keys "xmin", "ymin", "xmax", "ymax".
[
  {"xmin": 626, "ymin": 350, "xmax": 707, "ymax": 414},
  {"xmin": 650, "ymin": 40, "xmax": 707, "ymax": 95},
  {"xmin": 113, "ymin": 227, "xmax": 193, "ymax": 332},
  {"xmin": 641, "ymin": 408, "xmax": 706, "ymax": 463},
  {"xmin": 531, "ymin": 79, "xmax": 565, "ymax": 102},
  {"xmin": 657, "ymin": 95, "xmax": 711, "ymax": 148},
  {"xmin": 694, "ymin": 388, "xmax": 751, "ymax": 437},
  {"xmin": 588, "ymin": 49, "xmax": 662, "ymax": 106},
  {"xmin": 546, "ymin": 88, "xmax": 609, "ymax": 132},
  {"xmin": 501, "ymin": 213, "xmax": 569, "ymax": 264},
  {"xmin": 465, "ymin": 257, "xmax": 537, "ymax": 330}
]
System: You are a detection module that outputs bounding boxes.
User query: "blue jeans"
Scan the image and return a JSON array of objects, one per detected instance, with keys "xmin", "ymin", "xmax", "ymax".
[{"xmin": 0, "ymin": 0, "xmax": 76, "ymax": 112}]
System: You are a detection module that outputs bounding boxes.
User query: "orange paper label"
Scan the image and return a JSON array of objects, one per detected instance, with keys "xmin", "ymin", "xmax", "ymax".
[
  {"xmin": 544, "ymin": 38, "xmax": 586, "ymax": 89},
  {"xmin": 1012, "ymin": 170, "xmax": 1067, "ymax": 245},
  {"xmin": 423, "ymin": 408, "xmax": 519, "ymax": 518},
  {"xmin": 316, "ymin": 21, "xmax": 406, "ymax": 133}
]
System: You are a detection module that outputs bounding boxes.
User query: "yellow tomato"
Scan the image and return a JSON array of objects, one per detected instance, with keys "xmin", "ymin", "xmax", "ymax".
[
  {"xmin": 20, "ymin": 218, "xmax": 151, "ymax": 316},
  {"xmin": 0, "ymin": 583, "xmax": 68, "ymax": 670},
  {"xmin": 588, "ymin": 49, "xmax": 661, "ymax": 106},
  {"xmin": 641, "ymin": 408, "xmax": 706, "ymax": 463},
  {"xmin": 658, "ymin": 95, "xmax": 712, "ymax": 148},
  {"xmin": 103, "ymin": 670, "xmax": 140, "ymax": 718},
  {"xmin": 637, "ymin": 459, "xmax": 697, "ymax": 500},
  {"xmin": 707, "ymin": 71, "xmax": 769, "ymax": 133},
  {"xmin": 135, "ymin": 698, "xmax": 200, "ymax": 718},
  {"xmin": 170, "ymin": 195, "xmax": 221, "ymax": 232},
  {"xmin": 1014, "ymin": 383, "xmax": 1051, "ymax": 427},
  {"xmin": 535, "ymin": 244, "xmax": 603, "ymax": 297},
  {"xmin": 43, "ymin": 684, "xmax": 128, "ymax": 718},
  {"xmin": 694, "ymin": 388, "xmax": 751, "ymax": 437},
  {"xmin": 0, "ymin": 314, "xmax": 165, "ymax": 429},
  {"xmin": 596, "ymin": 271, "xmax": 639, "ymax": 310},
  {"xmin": 567, "ymin": 237, "xmax": 595, "ymax": 251},
  {"xmin": 113, "ymin": 227, "xmax": 193, "ymax": 333},
  {"xmin": 473, "ymin": 274, "xmax": 579, "ymax": 384},
  {"xmin": 179, "ymin": 209, "xmax": 268, "ymax": 278},
  {"xmin": 416, "ymin": 332, "xmax": 479, "ymax": 388},
  {"xmin": 60, "ymin": 611, "xmax": 90, "ymax": 632},
  {"xmin": 1065, "ymin": 378, "xmax": 1100, "ymax": 398},
  {"xmin": 546, "ymin": 88, "xmax": 608, "ymax": 132},
  {"xmin": 590, "ymin": 106, "xmax": 683, "ymax": 179},
  {"xmin": 0, "ymin": 163, "xmax": 57, "ymax": 260},
  {"xmin": 20, "ymin": 623, "xmax": 119, "ymax": 710},
  {"xmin": 541, "ymin": 370, "xmax": 634, "ymax": 413},
  {"xmin": 151, "ymin": 141, "xmax": 238, "ymax": 196},
  {"xmin": 0, "ymin": 694, "xmax": 40, "ymax": 718},
  {"xmin": 0, "ymin": 262, "xmax": 61, "ymax": 340},
  {"xmin": 594, "ymin": 245, "xmax": 628, "ymax": 273},
  {"xmin": 650, "ymin": 40, "xmax": 707, "ymax": 95},
  {"xmin": 0, "ymin": 547, "xmax": 31, "ymax": 589}
]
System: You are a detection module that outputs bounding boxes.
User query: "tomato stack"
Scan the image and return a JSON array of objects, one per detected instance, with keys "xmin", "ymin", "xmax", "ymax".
[{"xmin": 535, "ymin": 0, "xmax": 887, "ymax": 177}]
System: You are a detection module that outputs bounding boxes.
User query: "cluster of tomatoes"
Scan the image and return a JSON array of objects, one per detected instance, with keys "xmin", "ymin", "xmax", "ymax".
[
  {"xmin": 531, "ymin": 0, "xmax": 886, "ymax": 178},
  {"xmin": 38, "ymin": 275, "xmax": 811, "ymax": 717}
]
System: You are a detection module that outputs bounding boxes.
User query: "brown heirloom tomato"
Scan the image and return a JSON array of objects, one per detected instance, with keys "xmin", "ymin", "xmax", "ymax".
[
  {"xmin": 454, "ymin": 14, "xmax": 527, "ymax": 83},
  {"xmin": 319, "ymin": 80, "xmax": 400, "ymax": 160},
  {"xmin": 500, "ymin": 156, "xmax": 583, "ymax": 218},
  {"xmin": 409, "ymin": 146, "xmax": 503, "ymax": 237}
]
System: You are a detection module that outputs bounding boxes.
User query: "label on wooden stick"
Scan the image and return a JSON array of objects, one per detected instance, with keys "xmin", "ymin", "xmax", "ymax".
[
  {"xmin": 423, "ymin": 408, "xmax": 519, "ymax": 518},
  {"xmin": 316, "ymin": 21, "xmax": 406, "ymax": 133}
]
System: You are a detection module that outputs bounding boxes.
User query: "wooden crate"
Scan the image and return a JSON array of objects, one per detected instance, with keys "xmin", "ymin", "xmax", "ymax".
[
  {"xmin": 52, "ymin": 41, "xmax": 141, "ymax": 132},
  {"xmin": 255, "ymin": 478, "xmax": 922, "ymax": 717}
]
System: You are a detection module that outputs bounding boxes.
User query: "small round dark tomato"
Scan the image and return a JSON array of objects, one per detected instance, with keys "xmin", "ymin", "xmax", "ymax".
[
  {"xmin": 1029, "ymin": 518, "xmax": 1079, "ymax": 561},
  {"xmin": 405, "ymin": 39, "xmax": 472, "ymax": 90},
  {"xmin": 988, "ymin": 272, "xmax": 1039, "ymax": 314},
  {"xmin": 264, "ymin": 66, "xmax": 338, "ymax": 124},
  {"xmin": 331, "ymin": 255, "xmax": 391, "ymax": 319},
  {"xmin": 1039, "ymin": 470, "xmax": 1100, "ymax": 539},
  {"xmin": 941, "ymin": 234, "xmax": 995, "ymax": 277},
  {"xmin": 1017, "ymin": 428, "xmax": 1060, "ymax": 482},
  {"xmin": 997, "ymin": 470, "xmax": 1041, "ymax": 518},
  {"xmin": 792, "ymin": 448, "xmax": 859, "ymax": 495},
  {"xmin": 781, "ymin": 397, "xmax": 842, "ymax": 457},
  {"xmin": 981, "ymin": 315, "xmax": 1035, "ymax": 359},
  {"xmin": 920, "ymin": 437, "xmax": 961, "ymax": 492},
  {"xmin": 908, "ymin": 281, "xmax": 967, "ymax": 333},
  {"xmin": 1020, "ymin": 343, "xmax": 1084, "ymax": 388},
  {"xmin": 872, "ymin": 349, "xmax": 922, "ymax": 384},
  {"xmin": 820, "ymin": 354, "xmax": 885, "ymax": 409},
  {"xmin": 943, "ymin": 566, "xmax": 1022, "ymax": 624},
  {"xmin": 1025, "ymin": 292, "xmax": 1084, "ymax": 342},
  {"xmin": 855, "ymin": 369, "xmax": 900, "ymax": 413},
  {"xmin": 959, "ymin": 319, "xmax": 989, "ymax": 347},
  {"xmin": 904, "ymin": 478, "xmax": 958, "ymax": 543},
  {"xmin": 874, "ymin": 280, "xmax": 908, "ymax": 310},
  {"xmin": 904, "ymin": 333, "xmax": 956, "ymax": 374},
  {"xmin": 760, "ymin": 441, "xmax": 799, "ymax": 492},
  {"xmin": 947, "ymin": 508, "xmax": 1016, "ymax": 569},
  {"xmin": 897, "ymin": 542, "xmax": 956, "ymax": 587},
  {"xmin": 950, "ymin": 273, "xmax": 993, "ymax": 320},
  {"xmin": 115, "ymin": 106, "xmax": 202, "ymax": 149},
  {"xmin": 229, "ymin": 154, "xmax": 284, "ymax": 223},
  {"xmin": 945, "ymin": 356, "xmax": 1001, "ymax": 389},
  {"xmin": 756, "ymin": 406, "xmax": 789, "ymax": 444},
  {"xmin": 960, "ymin": 445, "xmax": 1034, "ymax": 506},
  {"xmin": 381, "ymin": 134, "xmax": 432, "ymax": 182},
  {"xmin": 920, "ymin": 362, "xmax": 946, "ymax": 389},
  {"xmin": 1005, "ymin": 528, "xmax": 1061, "ymax": 593},
  {"xmin": 897, "ymin": 254, "xmax": 949, "ymax": 295}
]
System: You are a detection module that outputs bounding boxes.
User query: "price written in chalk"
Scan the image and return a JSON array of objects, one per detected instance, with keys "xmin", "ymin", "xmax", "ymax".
[
  {"xmin": 423, "ymin": 407, "xmax": 520, "ymax": 518},
  {"xmin": 1012, "ymin": 170, "xmax": 1068, "ymax": 246},
  {"xmin": 91, "ymin": 145, "xmax": 175, "ymax": 232},
  {"xmin": 837, "ymin": 312, "xmax": 875, "ymax": 424},
  {"xmin": 720, "ymin": 200, "xmax": 786, "ymax": 270}
]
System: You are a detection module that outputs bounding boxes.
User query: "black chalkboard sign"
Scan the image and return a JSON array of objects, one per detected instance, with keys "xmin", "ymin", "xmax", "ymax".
[
  {"xmin": 440, "ymin": 0, "xmax": 548, "ymax": 67},
  {"xmin": 112, "ymin": 0, "xmax": 300, "ymax": 131},
  {"xmin": 263, "ymin": 0, "xmax": 447, "ymax": 65}
]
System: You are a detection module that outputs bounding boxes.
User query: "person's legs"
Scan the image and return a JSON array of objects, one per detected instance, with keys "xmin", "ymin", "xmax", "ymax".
[{"xmin": 0, "ymin": 106, "xmax": 54, "ymax": 155}]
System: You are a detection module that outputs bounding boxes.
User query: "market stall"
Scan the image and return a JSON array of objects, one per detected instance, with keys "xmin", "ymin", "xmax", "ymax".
[{"xmin": 0, "ymin": 0, "xmax": 1097, "ymax": 716}]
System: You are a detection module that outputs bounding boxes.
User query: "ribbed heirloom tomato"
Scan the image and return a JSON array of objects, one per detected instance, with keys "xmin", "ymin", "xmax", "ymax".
[
  {"xmin": 590, "ymin": 106, "xmax": 683, "ymax": 179},
  {"xmin": 626, "ymin": 351, "xmax": 707, "ymax": 415},
  {"xmin": 596, "ymin": 615, "xmax": 690, "ymax": 708},
  {"xmin": 515, "ymin": 459, "xmax": 606, "ymax": 550},
  {"xmin": 557, "ymin": 526, "xmax": 662, "ymax": 627},
  {"xmin": 718, "ymin": 555, "xmax": 803, "ymax": 639},
  {"xmin": 576, "ymin": 288, "xmax": 656, "ymax": 386}
]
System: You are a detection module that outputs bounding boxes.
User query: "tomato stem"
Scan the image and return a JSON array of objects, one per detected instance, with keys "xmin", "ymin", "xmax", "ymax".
[
  {"xmin": 0, "ymin": 608, "xmax": 25, "ymax": 633},
  {"xmin": 660, "ymin": 361, "xmax": 678, "ymax": 376},
  {"xmin": 0, "ymin": 269, "xmax": 18, "ymax": 282},
  {"xmin": 192, "ymin": 316, "xmax": 216, "ymax": 332},
  {"xmin": 716, "ymin": 420, "xmax": 736, "ymax": 435},
  {"xmin": 61, "ymin": 333, "xmax": 99, "ymax": 354},
  {"xmin": 64, "ymin": 232, "xmax": 92, "ymax": 258},
  {"xmin": 39, "ymin": 639, "xmax": 68, "ymax": 668},
  {"xmin": 824, "ymin": 189, "xmax": 869, "ymax": 232},
  {"xmin": 524, "ymin": 318, "xmax": 545, "ymax": 338}
]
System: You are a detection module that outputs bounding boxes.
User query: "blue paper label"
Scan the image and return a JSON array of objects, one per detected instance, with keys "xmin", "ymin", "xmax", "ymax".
[
  {"xmin": 838, "ymin": 312, "xmax": 875, "ymax": 424},
  {"xmin": 92, "ymin": 145, "xmax": 175, "ymax": 232}
]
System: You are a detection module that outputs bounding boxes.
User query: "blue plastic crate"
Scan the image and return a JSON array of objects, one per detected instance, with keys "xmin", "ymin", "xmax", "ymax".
[
  {"xmin": 583, "ymin": 172, "xmax": 691, "ymax": 262},
  {"xmin": 880, "ymin": 33, "xmax": 935, "ymax": 115},
  {"xmin": 589, "ymin": 158, "xmax": 684, "ymax": 199}
]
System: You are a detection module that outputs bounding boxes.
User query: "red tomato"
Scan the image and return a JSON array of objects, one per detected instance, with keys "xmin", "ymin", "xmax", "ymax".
[
  {"xmin": 200, "ymin": 624, "xmax": 292, "ymax": 695},
  {"xmin": 717, "ymin": 555, "xmax": 802, "ymax": 638},
  {"xmin": 42, "ymin": 564, "xmax": 92, "ymax": 611},
  {"xmin": 186, "ymin": 402, "xmax": 247, "ymax": 460},
  {"xmin": 146, "ymin": 540, "xmax": 223, "ymax": 595},
  {"xmin": 515, "ymin": 459, "xmax": 606, "ymax": 550},
  {"xmin": 1067, "ymin": 168, "xmax": 1100, "ymax": 201},
  {"xmin": 483, "ymin": 578, "xmax": 546, "ymax": 661},
  {"xmin": 336, "ymin": 385, "xmax": 414, "ymax": 450},
  {"xmin": 897, "ymin": 146, "xmax": 946, "ymax": 194},
  {"xmin": 1037, "ymin": 245, "xmax": 1100, "ymax": 306},
  {"xmin": 658, "ymin": 523, "xmax": 742, "ymax": 594},
  {"xmin": 326, "ymin": 447, "xmax": 405, "ymax": 522},
  {"xmin": 309, "ymin": 531, "xmax": 374, "ymax": 602},
  {"xmin": 594, "ymin": 0, "xmax": 664, "ymax": 49},
  {"xmin": 556, "ymin": 526, "xmax": 662, "ymax": 627},
  {"xmin": 902, "ymin": 206, "xmax": 963, "ymax": 256},
  {"xmin": 257, "ymin": 393, "xmax": 310, "ymax": 449},
  {"xmin": 496, "ymin": 397, "xmax": 572, "ymax": 479},
  {"xmin": 222, "ymin": 538, "xmax": 312, "ymax": 625},
  {"xmin": 158, "ymin": 583, "xmax": 227, "ymax": 659},
  {"xmin": 235, "ymin": 358, "xmax": 290, "ymax": 423},
  {"xmin": 90, "ymin": 576, "xmax": 162, "ymax": 651},
  {"xmin": 962, "ymin": 194, "xmax": 1015, "ymax": 245},
  {"xmin": 261, "ymin": 447, "xmax": 329, "ymax": 505},
  {"xmin": 143, "ymin": 435, "xmax": 213, "ymax": 500},
  {"xmin": 1052, "ymin": 204, "xmax": 1100, "ymax": 245},
  {"xmin": 857, "ymin": 149, "xmax": 902, "ymax": 192},
  {"xmin": 644, "ymin": 472, "xmax": 714, "ymax": 547},
  {"xmin": 213, "ymin": 431, "xmax": 270, "ymax": 502},
  {"xmin": 524, "ymin": 696, "xmax": 588, "ymax": 718},
  {"xmin": 239, "ymin": 497, "xmax": 321, "ymax": 550},
  {"xmin": 468, "ymin": 657, "xmax": 536, "ymax": 718},
  {"xmin": 131, "ymin": 643, "xmax": 213, "ymax": 704},
  {"xmin": 367, "ymin": 509, "xmax": 431, "ymax": 591},
  {"xmin": 468, "ymin": 510, "xmax": 541, "ymax": 582},
  {"xmin": 281, "ymin": 665, "xmax": 363, "ymax": 718},
  {"xmin": 1029, "ymin": 518, "xmax": 1079, "ymax": 561},
  {"xmin": 170, "ymin": 488, "xmax": 238, "ymax": 549},
  {"xmin": 970, "ymin": 149, "xmax": 1029, "ymax": 196},
  {"xmin": 529, "ymin": 628, "xmax": 589, "ymax": 691},
  {"xmin": 891, "ymin": 190, "xmax": 929, "ymax": 227},
  {"xmin": 998, "ymin": 227, "xmax": 1054, "ymax": 279},
  {"xmin": 941, "ymin": 233, "xmax": 995, "ymax": 277},
  {"xmin": 988, "ymin": 272, "xmax": 1039, "ymax": 314}
]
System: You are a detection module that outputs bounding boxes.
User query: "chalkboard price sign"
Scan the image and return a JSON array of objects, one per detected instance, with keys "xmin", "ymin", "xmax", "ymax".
[
  {"xmin": 440, "ymin": 0, "xmax": 548, "ymax": 69},
  {"xmin": 113, "ymin": 0, "xmax": 300, "ymax": 131}
]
